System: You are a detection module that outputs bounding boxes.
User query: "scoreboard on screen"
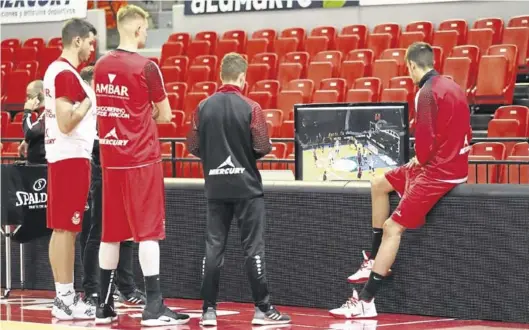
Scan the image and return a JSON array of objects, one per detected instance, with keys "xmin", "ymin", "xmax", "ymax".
[{"xmin": 294, "ymin": 103, "xmax": 410, "ymax": 182}]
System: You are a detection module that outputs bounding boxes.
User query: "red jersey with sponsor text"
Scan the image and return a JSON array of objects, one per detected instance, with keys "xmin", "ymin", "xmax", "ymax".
[{"xmin": 94, "ymin": 49, "xmax": 167, "ymax": 168}]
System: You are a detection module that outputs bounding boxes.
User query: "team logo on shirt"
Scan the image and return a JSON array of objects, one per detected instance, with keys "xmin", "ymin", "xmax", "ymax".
[
  {"xmin": 71, "ymin": 212, "xmax": 81, "ymax": 225},
  {"xmin": 97, "ymin": 106, "xmax": 130, "ymax": 119},
  {"xmin": 95, "ymin": 73, "xmax": 129, "ymax": 98},
  {"xmin": 99, "ymin": 127, "xmax": 129, "ymax": 146},
  {"xmin": 209, "ymin": 156, "xmax": 246, "ymax": 176}
]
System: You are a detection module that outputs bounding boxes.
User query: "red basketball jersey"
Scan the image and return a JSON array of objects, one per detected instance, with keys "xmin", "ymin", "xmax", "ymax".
[{"xmin": 94, "ymin": 49, "xmax": 167, "ymax": 168}]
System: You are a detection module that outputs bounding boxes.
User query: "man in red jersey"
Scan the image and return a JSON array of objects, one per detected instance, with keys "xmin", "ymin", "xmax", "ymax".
[
  {"xmin": 330, "ymin": 42, "xmax": 472, "ymax": 319},
  {"xmin": 93, "ymin": 5, "xmax": 189, "ymax": 327},
  {"xmin": 43, "ymin": 18, "xmax": 98, "ymax": 320}
]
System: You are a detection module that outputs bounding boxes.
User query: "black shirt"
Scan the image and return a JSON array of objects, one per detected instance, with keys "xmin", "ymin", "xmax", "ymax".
[
  {"xmin": 186, "ymin": 84, "xmax": 272, "ymax": 200},
  {"xmin": 22, "ymin": 108, "xmax": 46, "ymax": 164}
]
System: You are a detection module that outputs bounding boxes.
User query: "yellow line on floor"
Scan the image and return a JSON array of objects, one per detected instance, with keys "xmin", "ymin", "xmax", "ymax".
[{"xmin": 0, "ymin": 320, "xmax": 95, "ymax": 330}]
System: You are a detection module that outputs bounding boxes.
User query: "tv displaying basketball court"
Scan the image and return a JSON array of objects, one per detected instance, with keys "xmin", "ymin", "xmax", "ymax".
[{"xmin": 294, "ymin": 103, "xmax": 410, "ymax": 181}]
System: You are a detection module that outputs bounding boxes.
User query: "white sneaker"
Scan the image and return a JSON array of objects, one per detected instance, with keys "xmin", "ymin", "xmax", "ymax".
[
  {"xmin": 71, "ymin": 294, "xmax": 96, "ymax": 320},
  {"xmin": 329, "ymin": 290, "xmax": 377, "ymax": 319},
  {"xmin": 51, "ymin": 297, "xmax": 74, "ymax": 320},
  {"xmin": 347, "ymin": 251, "xmax": 374, "ymax": 284}
]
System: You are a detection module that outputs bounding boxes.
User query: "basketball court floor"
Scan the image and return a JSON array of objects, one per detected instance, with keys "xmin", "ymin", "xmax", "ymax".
[{"xmin": 1, "ymin": 290, "xmax": 528, "ymax": 329}]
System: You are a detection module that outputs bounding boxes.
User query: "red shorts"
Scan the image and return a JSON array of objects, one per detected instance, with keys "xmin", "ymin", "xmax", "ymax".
[
  {"xmin": 101, "ymin": 162, "xmax": 166, "ymax": 243},
  {"xmin": 385, "ymin": 166, "xmax": 456, "ymax": 229},
  {"xmin": 47, "ymin": 158, "xmax": 91, "ymax": 232}
]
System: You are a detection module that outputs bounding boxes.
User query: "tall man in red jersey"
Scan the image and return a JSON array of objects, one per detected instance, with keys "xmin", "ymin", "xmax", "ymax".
[
  {"xmin": 93, "ymin": 5, "xmax": 189, "ymax": 327},
  {"xmin": 330, "ymin": 42, "xmax": 472, "ymax": 319},
  {"xmin": 44, "ymin": 18, "xmax": 98, "ymax": 320}
]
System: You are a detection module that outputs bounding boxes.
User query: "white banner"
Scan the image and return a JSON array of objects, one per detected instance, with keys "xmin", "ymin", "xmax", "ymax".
[
  {"xmin": 0, "ymin": 0, "xmax": 88, "ymax": 25},
  {"xmin": 360, "ymin": 0, "xmax": 462, "ymax": 5}
]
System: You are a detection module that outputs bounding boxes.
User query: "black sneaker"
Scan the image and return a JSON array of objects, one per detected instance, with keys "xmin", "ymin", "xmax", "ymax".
[
  {"xmin": 82, "ymin": 293, "xmax": 98, "ymax": 307},
  {"xmin": 251, "ymin": 306, "xmax": 291, "ymax": 325},
  {"xmin": 141, "ymin": 299, "xmax": 190, "ymax": 327},
  {"xmin": 95, "ymin": 297, "xmax": 118, "ymax": 325},
  {"xmin": 116, "ymin": 288, "xmax": 146, "ymax": 305}
]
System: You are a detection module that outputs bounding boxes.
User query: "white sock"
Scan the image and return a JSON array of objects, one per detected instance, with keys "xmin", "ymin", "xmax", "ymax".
[
  {"xmin": 99, "ymin": 242, "xmax": 120, "ymax": 270},
  {"xmin": 139, "ymin": 240, "xmax": 160, "ymax": 276},
  {"xmin": 55, "ymin": 282, "xmax": 60, "ymax": 296},
  {"xmin": 57, "ymin": 283, "xmax": 75, "ymax": 305}
]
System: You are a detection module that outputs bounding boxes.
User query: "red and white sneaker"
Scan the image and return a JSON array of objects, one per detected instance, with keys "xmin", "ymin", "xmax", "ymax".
[
  {"xmin": 347, "ymin": 251, "xmax": 374, "ymax": 284},
  {"xmin": 329, "ymin": 290, "xmax": 377, "ymax": 319},
  {"xmin": 347, "ymin": 251, "xmax": 392, "ymax": 284}
]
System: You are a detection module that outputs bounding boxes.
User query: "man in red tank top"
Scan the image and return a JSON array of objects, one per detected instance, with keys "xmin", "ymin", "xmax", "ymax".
[
  {"xmin": 93, "ymin": 5, "xmax": 189, "ymax": 327},
  {"xmin": 330, "ymin": 42, "xmax": 472, "ymax": 319}
]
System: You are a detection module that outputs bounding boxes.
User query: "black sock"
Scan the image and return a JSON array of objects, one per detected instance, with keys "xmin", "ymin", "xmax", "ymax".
[
  {"xmin": 359, "ymin": 271, "xmax": 385, "ymax": 301},
  {"xmin": 370, "ymin": 228, "xmax": 383, "ymax": 259},
  {"xmin": 99, "ymin": 269, "xmax": 115, "ymax": 305},
  {"xmin": 144, "ymin": 275, "xmax": 162, "ymax": 305}
]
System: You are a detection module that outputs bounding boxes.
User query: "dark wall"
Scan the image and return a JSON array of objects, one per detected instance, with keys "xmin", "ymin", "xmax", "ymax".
[{"xmin": 2, "ymin": 181, "xmax": 529, "ymax": 323}]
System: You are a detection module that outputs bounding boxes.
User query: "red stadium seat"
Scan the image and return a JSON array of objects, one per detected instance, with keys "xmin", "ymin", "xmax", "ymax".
[
  {"xmin": 281, "ymin": 120, "xmax": 295, "ymax": 138},
  {"xmin": 380, "ymin": 48, "xmax": 407, "ymax": 75},
  {"xmin": 380, "ymin": 88, "xmax": 414, "ymax": 124},
  {"xmin": 388, "ymin": 76, "xmax": 416, "ymax": 94},
  {"xmin": 503, "ymin": 27, "xmax": 529, "ymax": 70},
  {"xmin": 451, "ymin": 45, "xmax": 480, "ymax": 83},
  {"xmin": 319, "ymin": 78, "xmax": 347, "ymax": 102},
  {"xmin": 195, "ymin": 31, "xmax": 218, "ymax": 52},
  {"xmin": 166, "ymin": 93, "xmax": 180, "ymax": 111},
  {"xmin": 473, "ymin": 17, "xmax": 504, "ymax": 44},
  {"xmin": 1, "ymin": 48, "xmax": 14, "ymax": 63},
  {"xmin": 346, "ymin": 89, "xmax": 374, "ymax": 103},
  {"xmin": 48, "ymin": 37, "xmax": 62, "ymax": 48},
  {"xmin": 253, "ymin": 80, "xmax": 280, "ymax": 108},
  {"xmin": 191, "ymin": 81, "xmax": 217, "ymax": 95},
  {"xmin": 157, "ymin": 122, "xmax": 177, "ymax": 137},
  {"xmin": 438, "ymin": 19, "xmax": 468, "ymax": 45},
  {"xmin": 171, "ymin": 111, "xmax": 186, "ymax": 130},
  {"xmin": 168, "ymin": 32, "xmax": 191, "ymax": 51},
  {"xmin": 398, "ymin": 31, "xmax": 426, "ymax": 49},
  {"xmin": 431, "ymin": 46, "xmax": 444, "ymax": 72},
  {"xmin": 335, "ymin": 34, "xmax": 360, "ymax": 56},
  {"xmin": 488, "ymin": 119, "xmax": 523, "ymax": 156},
  {"xmin": 443, "ymin": 57, "xmax": 474, "ymax": 97},
  {"xmin": 345, "ymin": 49, "xmax": 374, "ymax": 72},
  {"xmin": 215, "ymin": 39, "xmax": 240, "ymax": 61},
  {"xmin": 163, "ymin": 55, "xmax": 189, "ymax": 76},
  {"xmin": 161, "ymin": 66, "xmax": 181, "ymax": 84},
  {"xmin": 248, "ymin": 91, "xmax": 272, "ymax": 109},
  {"xmin": 467, "ymin": 28, "xmax": 494, "ymax": 55},
  {"xmin": 1, "ymin": 38, "xmax": 20, "ymax": 49},
  {"xmin": 493, "ymin": 105, "xmax": 529, "ymax": 136},
  {"xmin": 222, "ymin": 30, "xmax": 247, "ymax": 53},
  {"xmin": 405, "ymin": 21, "xmax": 433, "ymax": 43},
  {"xmin": 16, "ymin": 61, "xmax": 39, "ymax": 80},
  {"xmin": 38, "ymin": 46, "xmax": 61, "ymax": 77},
  {"xmin": 284, "ymin": 79, "xmax": 314, "ymax": 103},
  {"xmin": 307, "ymin": 62, "xmax": 332, "ymax": 90},
  {"xmin": 312, "ymin": 90, "xmax": 339, "ymax": 103},
  {"xmin": 509, "ymin": 15, "xmax": 529, "ymax": 28},
  {"xmin": 192, "ymin": 55, "xmax": 218, "ymax": 80},
  {"xmin": 432, "ymin": 30, "xmax": 459, "ymax": 62},
  {"xmin": 471, "ymin": 141, "xmax": 506, "ymax": 159},
  {"xmin": 270, "ymin": 142, "xmax": 287, "ymax": 159},
  {"xmin": 511, "ymin": 142, "xmax": 529, "ymax": 156},
  {"xmin": 186, "ymin": 40, "xmax": 211, "ymax": 62},
  {"xmin": 245, "ymin": 39, "xmax": 269, "ymax": 63},
  {"xmin": 165, "ymin": 82, "xmax": 188, "ymax": 109},
  {"xmin": 160, "ymin": 42, "xmax": 184, "ymax": 65},
  {"xmin": 23, "ymin": 38, "xmax": 45, "ymax": 53},
  {"xmin": 304, "ymin": 36, "xmax": 329, "ymax": 58},
  {"xmin": 502, "ymin": 156, "xmax": 529, "ymax": 184},
  {"xmin": 341, "ymin": 25, "xmax": 368, "ymax": 48},
  {"xmin": 262, "ymin": 109, "xmax": 283, "ymax": 137},
  {"xmin": 6, "ymin": 122, "xmax": 24, "ymax": 138},
  {"xmin": 372, "ymin": 59, "xmax": 399, "ymax": 89},
  {"xmin": 252, "ymin": 52, "xmax": 278, "ymax": 77},
  {"xmin": 277, "ymin": 91, "xmax": 303, "ymax": 120},
  {"xmin": 468, "ymin": 155, "xmax": 499, "ymax": 184},
  {"xmin": 277, "ymin": 63, "xmax": 303, "ymax": 88},
  {"xmin": 473, "ymin": 55, "xmax": 512, "ymax": 104},
  {"xmin": 346, "ymin": 77, "xmax": 382, "ymax": 103},
  {"xmin": 246, "ymin": 64, "xmax": 271, "ymax": 90},
  {"xmin": 183, "ymin": 92, "xmax": 208, "ymax": 120},
  {"xmin": 312, "ymin": 51, "xmax": 342, "ymax": 76},
  {"xmin": 5, "ymin": 70, "xmax": 31, "ymax": 105},
  {"xmin": 182, "ymin": 155, "xmax": 204, "ymax": 178},
  {"xmin": 340, "ymin": 61, "xmax": 367, "ymax": 90},
  {"xmin": 1, "ymin": 61, "xmax": 13, "ymax": 76},
  {"xmin": 469, "ymin": 142, "xmax": 506, "ymax": 184},
  {"xmin": 258, "ymin": 154, "xmax": 281, "ymax": 171},
  {"xmin": 366, "ymin": 33, "xmax": 392, "ymax": 59},
  {"xmin": 275, "ymin": 38, "xmax": 299, "ymax": 61},
  {"xmin": 252, "ymin": 29, "xmax": 277, "ymax": 51},
  {"xmin": 282, "ymin": 51, "xmax": 309, "ymax": 74},
  {"xmin": 280, "ymin": 27, "xmax": 305, "ymax": 50},
  {"xmin": 373, "ymin": 23, "xmax": 401, "ymax": 48},
  {"xmin": 311, "ymin": 26, "xmax": 337, "ymax": 49}
]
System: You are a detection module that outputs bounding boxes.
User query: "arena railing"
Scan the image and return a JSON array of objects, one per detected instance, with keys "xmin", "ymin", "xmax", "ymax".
[{"xmin": 2, "ymin": 137, "xmax": 528, "ymax": 184}]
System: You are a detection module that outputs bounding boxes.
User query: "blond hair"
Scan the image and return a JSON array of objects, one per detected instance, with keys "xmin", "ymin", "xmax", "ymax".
[
  {"xmin": 117, "ymin": 4, "xmax": 149, "ymax": 24},
  {"xmin": 220, "ymin": 53, "xmax": 248, "ymax": 82}
]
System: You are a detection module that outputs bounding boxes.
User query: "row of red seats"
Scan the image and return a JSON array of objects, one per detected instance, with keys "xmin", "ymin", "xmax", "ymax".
[
  {"xmin": 469, "ymin": 141, "xmax": 529, "ymax": 184},
  {"xmin": 159, "ymin": 16, "xmax": 529, "ymax": 73}
]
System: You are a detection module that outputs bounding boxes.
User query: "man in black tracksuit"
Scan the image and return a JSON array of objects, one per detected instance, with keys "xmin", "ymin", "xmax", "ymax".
[
  {"xmin": 20, "ymin": 80, "xmax": 46, "ymax": 164},
  {"xmin": 78, "ymin": 66, "xmax": 146, "ymax": 307},
  {"xmin": 186, "ymin": 53, "xmax": 291, "ymax": 327}
]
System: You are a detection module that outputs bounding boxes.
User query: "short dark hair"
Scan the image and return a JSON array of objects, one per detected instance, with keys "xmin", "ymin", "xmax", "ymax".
[
  {"xmin": 405, "ymin": 42, "xmax": 434, "ymax": 69},
  {"xmin": 80, "ymin": 66, "xmax": 94, "ymax": 83},
  {"xmin": 220, "ymin": 53, "xmax": 248, "ymax": 82},
  {"xmin": 61, "ymin": 18, "xmax": 97, "ymax": 47}
]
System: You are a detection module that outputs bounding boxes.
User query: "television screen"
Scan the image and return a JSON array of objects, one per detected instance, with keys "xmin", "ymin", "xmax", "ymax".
[{"xmin": 294, "ymin": 103, "xmax": 410, "ymax": 181}]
